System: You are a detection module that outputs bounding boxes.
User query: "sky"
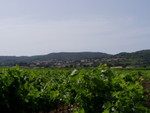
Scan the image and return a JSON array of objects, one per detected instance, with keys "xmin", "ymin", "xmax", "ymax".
[{"xmin": 0, "ymin": 0, "xmax": 150, "ymax": 56}]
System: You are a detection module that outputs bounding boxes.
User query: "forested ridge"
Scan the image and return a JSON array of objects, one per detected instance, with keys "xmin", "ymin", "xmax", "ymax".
[{"xmin": 0, "ymin": 50, "xmax": 150, "ymax": 67}]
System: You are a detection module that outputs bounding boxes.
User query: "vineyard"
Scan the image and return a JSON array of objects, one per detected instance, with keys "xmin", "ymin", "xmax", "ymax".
[{"xmin": 0, "ymin": 65, "xmax": 150, "ymax": 113}]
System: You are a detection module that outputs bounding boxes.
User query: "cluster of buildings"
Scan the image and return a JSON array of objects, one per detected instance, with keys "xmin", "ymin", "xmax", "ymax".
[{"xmin": 29, "ymin": 59, "xmax": 102, "ymax": 68}]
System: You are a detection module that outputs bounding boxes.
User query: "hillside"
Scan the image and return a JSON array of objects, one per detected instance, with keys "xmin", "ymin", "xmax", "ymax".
[
  {"xmin": 0, "ymin": 52, "xmax": 111, "ymax": 67},
  {"xmin": 31, "ymin": 52, "xmax": 111, "ymax": 61},
  {"xmin": 109, "ymin": 50, "xmax": 150, "ymax": 67},
  {"xmin": 0, "ymin": 50, "xmax": 150, "ymax": 67}
]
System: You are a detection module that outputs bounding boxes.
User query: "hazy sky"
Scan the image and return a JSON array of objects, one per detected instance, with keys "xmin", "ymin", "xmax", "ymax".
[{"xmin": 0, "ymin": 0, "xmax": 150, "ymax": 56}]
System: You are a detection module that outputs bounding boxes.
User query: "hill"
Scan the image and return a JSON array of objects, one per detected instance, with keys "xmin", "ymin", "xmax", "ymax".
[
  {"xmin": 30, "ymin": 52, "xmax": 111, "ymax": 61},
  {"xmin": 0, "ymin": 50, "xmax": 150, "ymax": 67},
  {"xmin": 106, "ymin": 50, "xmax": 150, "ymax": 67},
  {"xmin": 0, "ymin": 52, "xmax": 111, "ymax": 67}
]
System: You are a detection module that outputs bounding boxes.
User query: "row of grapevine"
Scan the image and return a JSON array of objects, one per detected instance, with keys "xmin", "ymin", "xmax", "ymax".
[{"xmin": 0, "ymin": 65, "xmax": 149, "ymax": 113}]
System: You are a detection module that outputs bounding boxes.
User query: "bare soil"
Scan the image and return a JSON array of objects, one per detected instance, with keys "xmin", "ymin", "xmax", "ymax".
[
  {"xmin": 142, "ymin": 78, "xmax": 150, "ymax": 108},
  {"xmin": 39, "ymin": 105, "xmax": 73, "ymax": 113}
]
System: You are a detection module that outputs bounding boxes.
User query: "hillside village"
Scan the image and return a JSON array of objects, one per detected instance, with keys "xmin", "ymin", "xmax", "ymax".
[
  {"xmin": 29, "ymin": 58, "xmax": 100, "ymax": 68},
  {"xmin": 0, "ymin": 50, "xmax": 150, "ymax": 68}
]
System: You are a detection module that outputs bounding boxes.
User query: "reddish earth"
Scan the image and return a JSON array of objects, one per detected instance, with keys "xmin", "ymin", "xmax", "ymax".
[
  {"xmin": 142, "ymin": 78, "xmax": 150, "ymax": 108},
  {"xmin": 39, "ymin": 105, "xmax": 73, "ymax": 113},
  {"xmin": 49, "ymin": 105, "xmax": 72, "ymax": 113}
]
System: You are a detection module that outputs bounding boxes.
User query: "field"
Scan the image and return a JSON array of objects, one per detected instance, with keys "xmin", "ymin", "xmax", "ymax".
[{"xmin": 0, "ymin": 66, "xmax": 150, "ymax": 113}]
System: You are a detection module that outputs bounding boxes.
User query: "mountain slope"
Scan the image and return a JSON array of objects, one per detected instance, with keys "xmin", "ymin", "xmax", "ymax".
[
  {"xmin": 108, "ymin": 50, "xmax": 150, "ymax": 67},
  {"xmin": 0, "ymin": 50, "xmax": 150, "ymax": 67},
  {"xmin": 30, "ymin": 52, "xmax": 111, "ymax": 61},
  {"xmin": 0, "ymin": 52, "xmax": 111, "ymax": 66}
]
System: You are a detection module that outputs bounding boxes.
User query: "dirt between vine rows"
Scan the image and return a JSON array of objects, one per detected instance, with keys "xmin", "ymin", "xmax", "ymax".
[
  {"xmin": 142, "ymin": 78, "xmax": 150, "ymax": 108},
  {"xmin": 38, "ymin": 105, "xmax": 73, "ymax": 113},
  {"xmin": 48, "ymin": 105, "xmax": 72, "ymax": 113}
]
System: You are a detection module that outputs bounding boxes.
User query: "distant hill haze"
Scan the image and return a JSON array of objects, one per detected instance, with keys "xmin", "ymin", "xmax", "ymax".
[
  {"xmin": 0, "ymin": 50, "xmax": 150, "ymax": 67},
  {"xmin": 0, "ymin": 52, "xmax": 111, "ymax": 62}
]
